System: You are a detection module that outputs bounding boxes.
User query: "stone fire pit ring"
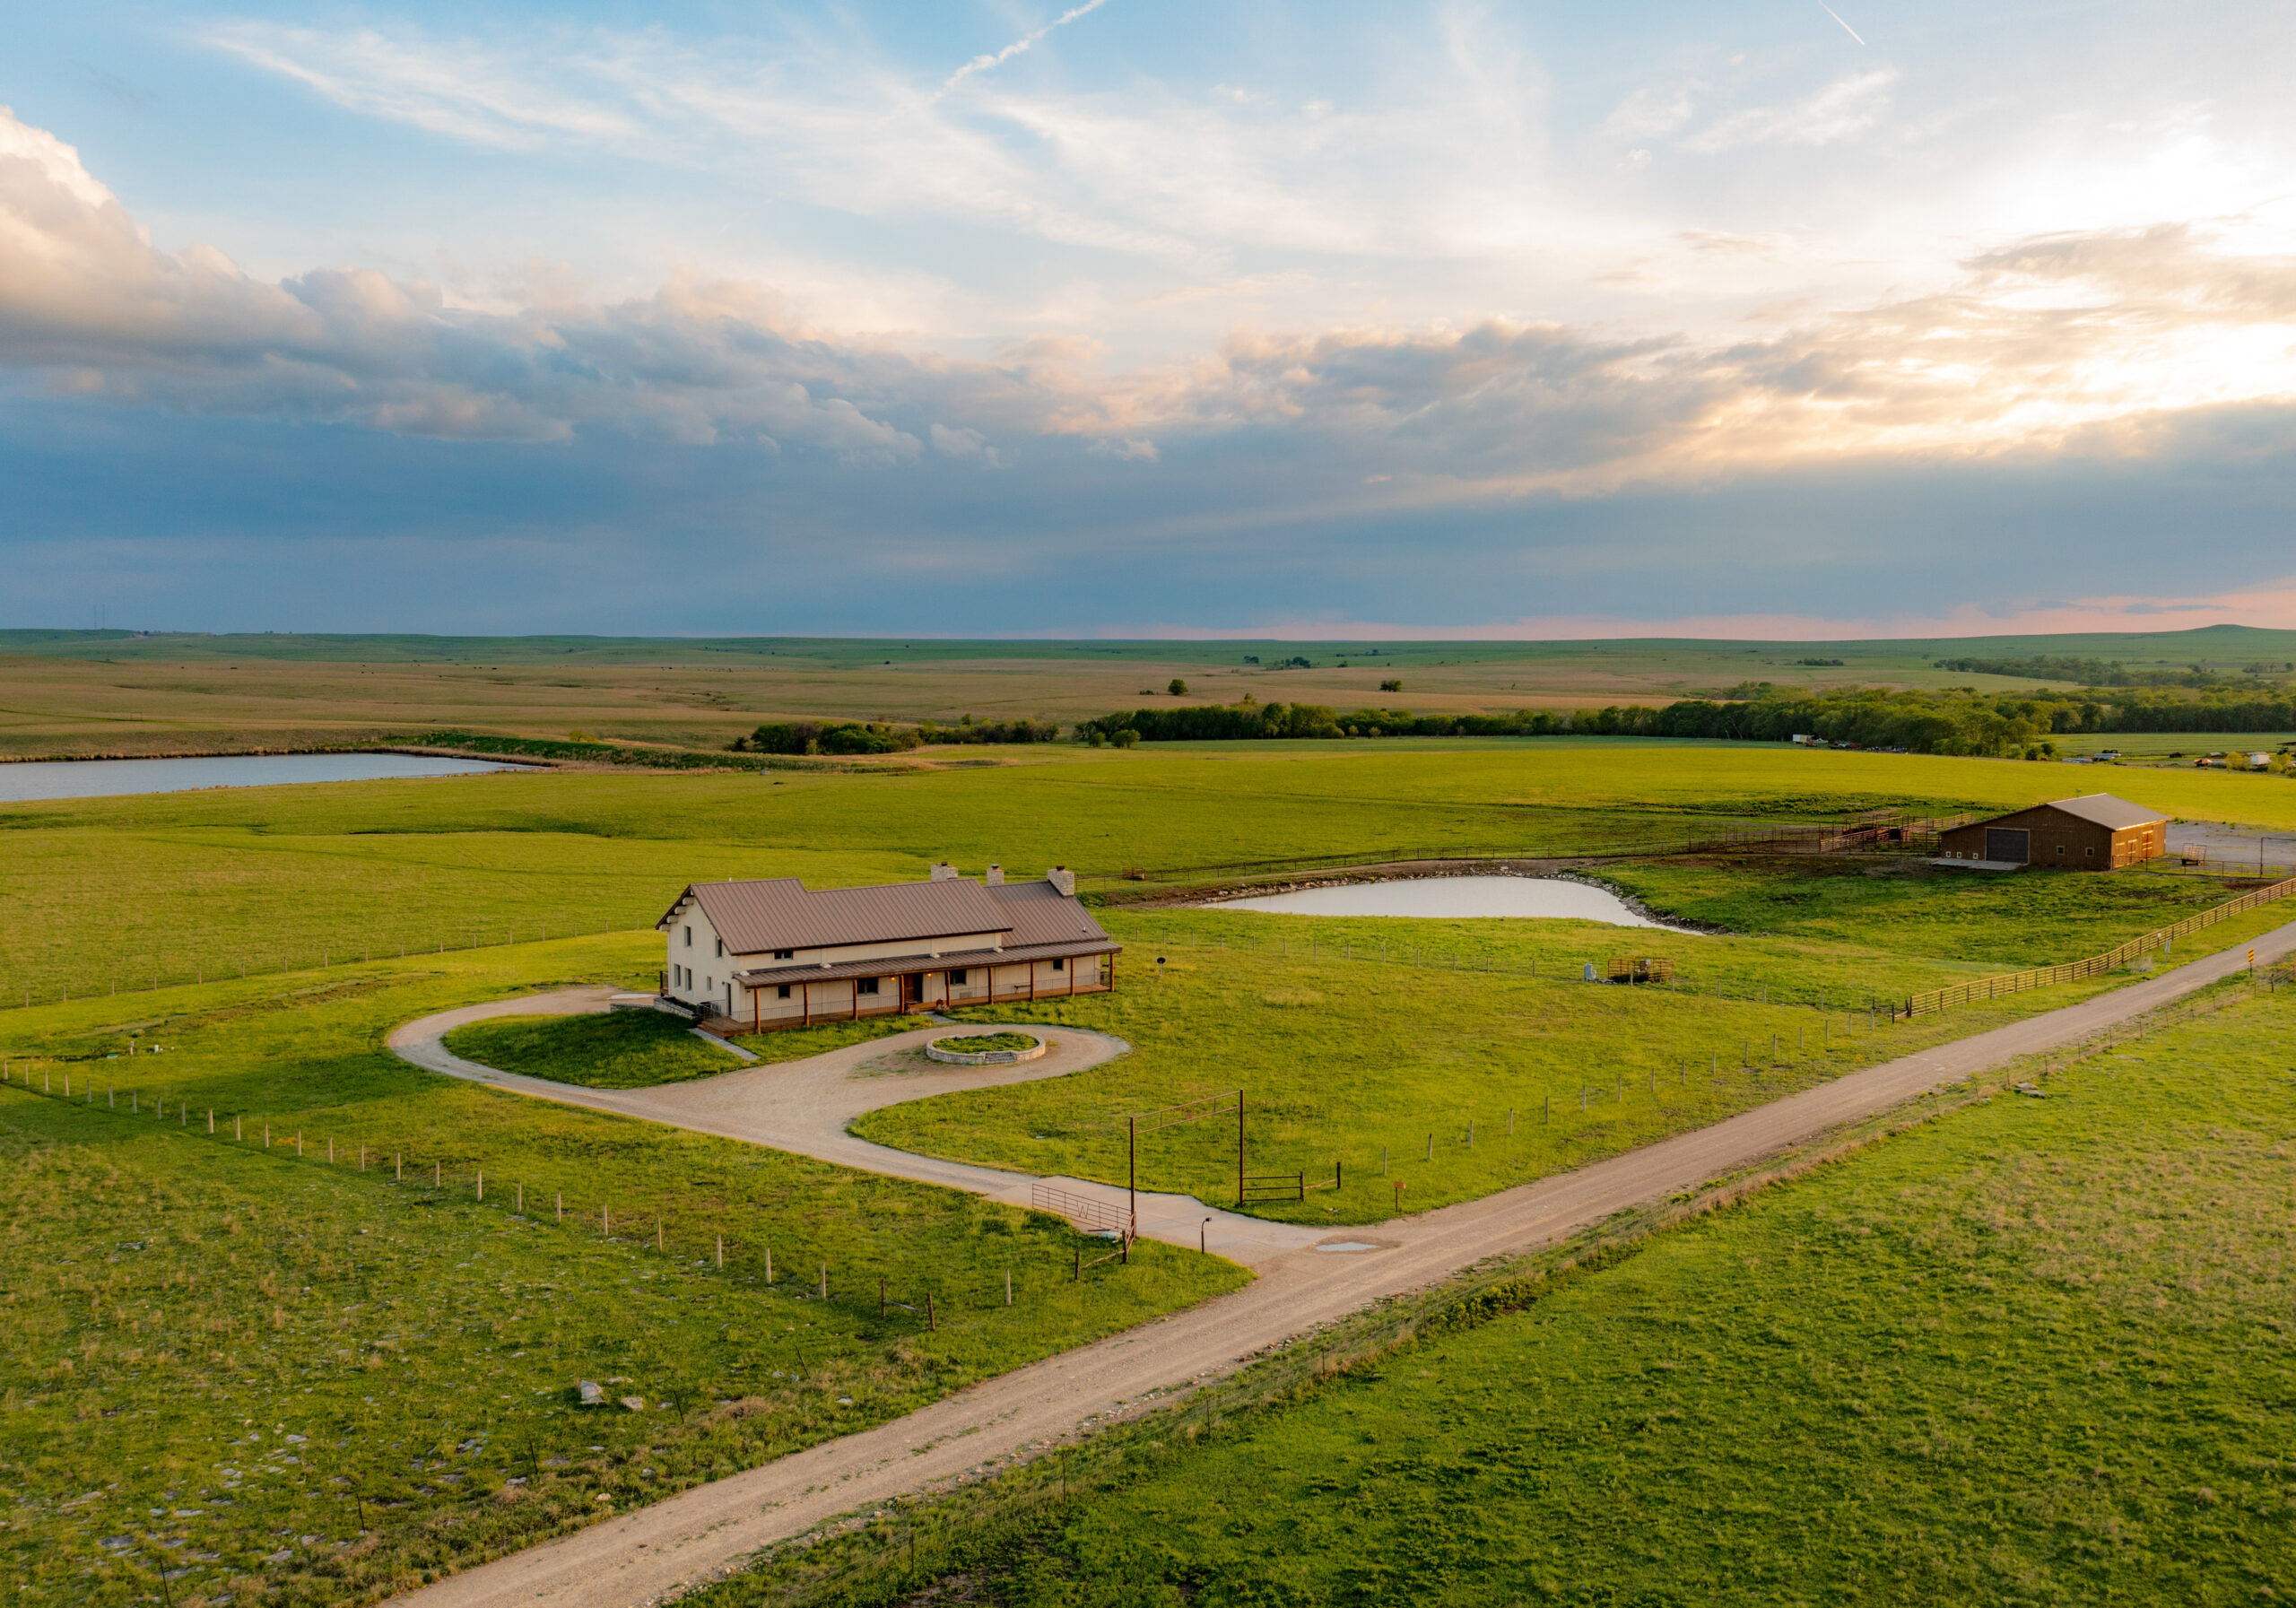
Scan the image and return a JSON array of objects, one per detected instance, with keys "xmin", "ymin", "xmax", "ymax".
[{"xmin": 924, "ymin": 1031, "xmax": 1048, "ymax": 1066}]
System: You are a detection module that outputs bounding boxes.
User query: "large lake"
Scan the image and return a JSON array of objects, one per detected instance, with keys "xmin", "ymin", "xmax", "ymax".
[
  {"xmin": 0, "ymin": 752, "xmax": 530, "ymax": 803},
  {"xmin": 1209, "ymin": 874, "xmax": 1692, "ymax": 930}
]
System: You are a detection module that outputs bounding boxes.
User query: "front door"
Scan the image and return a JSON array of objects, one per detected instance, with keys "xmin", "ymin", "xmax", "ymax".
[{"xmin": 902, "ymin": 973, "xmax": 923, "ymax": 1008}]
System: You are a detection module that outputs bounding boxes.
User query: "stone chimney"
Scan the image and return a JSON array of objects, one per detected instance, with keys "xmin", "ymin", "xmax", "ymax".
[
  {"xmin": 1047, "ymin": 865, "xmax": 1076, "ymax": 897},
  {"xmin": 986, "ymin": 864, "xmax": 1004, "ymax": 885},
  {"xmin": 929, "ymin": 861, "xmax": 959, "ymax": 882}
]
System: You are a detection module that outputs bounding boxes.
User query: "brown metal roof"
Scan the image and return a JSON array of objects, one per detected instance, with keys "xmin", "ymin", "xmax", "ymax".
[
  {"xmin": 987, "ymin": 879, "xmax": 1117, "ymax": 947},
  {"xmin": 2042, "ymin": 793, "xmax": 2168, "ymax": 831},
  {"xmin": 733, "ymin": 936, "xmax": 1119, "ymax": 987},
  {"xmin": 659, "ymin": 876, "xmax": 1013, "ymax": 955}
]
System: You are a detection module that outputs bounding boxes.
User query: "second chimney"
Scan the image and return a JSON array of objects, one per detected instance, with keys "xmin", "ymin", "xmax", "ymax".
[
  {"xmin": 1047, "ymin": 865, "xmax": 1076, "ymax": 897},
  {"xmin": 929, "ymin": 861, "xmax": 959, "ymax": 882},
  {"xmin": 986, "ymin": 863, "xmax": 1004, "ymax": 885}
]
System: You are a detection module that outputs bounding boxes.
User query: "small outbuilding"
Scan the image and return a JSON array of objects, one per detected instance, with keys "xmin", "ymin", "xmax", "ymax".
[{"xmin": 1937, "ymin": 793, "xmax": 2167, "ymax": 871}]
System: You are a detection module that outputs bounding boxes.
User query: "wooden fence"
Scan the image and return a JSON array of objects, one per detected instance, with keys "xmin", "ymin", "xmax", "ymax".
[{"xmin": 1900, "ymin": 872, "xmax": 2296, "ymax": 1019}]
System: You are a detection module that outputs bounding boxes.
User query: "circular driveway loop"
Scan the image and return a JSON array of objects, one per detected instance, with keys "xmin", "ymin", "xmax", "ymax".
[{"xmin": 387, "ymin": 991, "xmax": 1327, "ymax": 1265}]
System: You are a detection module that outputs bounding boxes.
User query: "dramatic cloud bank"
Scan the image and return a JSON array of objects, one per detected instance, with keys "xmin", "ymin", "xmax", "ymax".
[
  {"xmin": 5, "ymin": 0, "xmax": 2296, "ymax": 635},
  {"xmin": 9, "ymin": 103, "xmax": 2294, "ymax": 495}
]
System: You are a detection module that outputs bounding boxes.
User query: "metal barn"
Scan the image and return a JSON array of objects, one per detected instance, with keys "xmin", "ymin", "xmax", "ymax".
[{"xmin": 1936, "ymin": 794, "xmax": 2167, "ymax": 871}]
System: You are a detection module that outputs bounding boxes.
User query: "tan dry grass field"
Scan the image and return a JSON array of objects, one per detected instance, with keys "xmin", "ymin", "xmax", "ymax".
[{"xmin": 9, "ymin": 628, "xmax": 2256, "ymax": 760}]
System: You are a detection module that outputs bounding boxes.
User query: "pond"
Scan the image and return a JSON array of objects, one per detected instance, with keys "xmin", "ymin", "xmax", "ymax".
[
  {"xmin": 1206, "ymin": 874, "xmax": 1696, "ymax": 930},
  {"xmin": 0, "ymin": 752, "xmax": 532, "ymax": 804}
]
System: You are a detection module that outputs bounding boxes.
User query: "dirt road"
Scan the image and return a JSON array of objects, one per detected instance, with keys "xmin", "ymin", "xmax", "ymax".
[{"xmin": 388, "ymin": 920, "xmax": 2296, "ymax": 1608}]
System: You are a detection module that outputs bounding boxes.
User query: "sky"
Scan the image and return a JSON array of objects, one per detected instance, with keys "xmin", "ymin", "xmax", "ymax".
[{"xmin": 4, "ymin": 0, "xmax": 2295, "ymax": 639}]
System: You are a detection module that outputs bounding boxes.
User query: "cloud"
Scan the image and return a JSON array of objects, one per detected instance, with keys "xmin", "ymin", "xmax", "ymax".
[
  {"xmin": 204, "ymin": 24, "xmax": 639, "ymax": 151},
  {"xmin": 942, "ymin": 0, "xmax": 1114, "ymax": 92},
  {"xmin": 4, "ymin": 101, "xmax": 2296, "ymax": 503},
  {"xmin": 1683, "ymin": 68, "xmax": 1897, "ymax": 153}
]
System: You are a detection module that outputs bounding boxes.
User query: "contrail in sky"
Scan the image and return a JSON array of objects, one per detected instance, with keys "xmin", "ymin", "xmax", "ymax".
[
  {"xmin": 1817, "ymin": 1, "xmax": 1866, "ymax": 44},
  {"xmin": 944, "ymin": 0, "xmax": 1114, "ymax": 91}
]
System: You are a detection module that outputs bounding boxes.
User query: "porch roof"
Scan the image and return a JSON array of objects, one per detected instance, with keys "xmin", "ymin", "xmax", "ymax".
[{"xmin": 731, "ymin": 936, "xmax": 1118, "ymax": 988}]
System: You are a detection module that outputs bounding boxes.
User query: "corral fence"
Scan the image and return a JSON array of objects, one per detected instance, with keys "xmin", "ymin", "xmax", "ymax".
[
  {"xmin": 1900, "ymin": 871, "xmax": 2296, "ymax": 1020},
  {"xmin": 1686, "ymin": 810, "xmax": 1981, "ymax": 856}
]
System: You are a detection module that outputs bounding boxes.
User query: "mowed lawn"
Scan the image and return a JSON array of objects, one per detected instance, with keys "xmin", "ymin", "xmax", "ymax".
[
  {"xmin": 7, "ymin": 743, "xmax": 2296, "ymax": 1003},
  {"xmin": 841, "ymin": 981, "xmax": 2296, "ymax": 1607},
  {"xmin": 0, "ymin": 941, "xmax": 1245, "ymax": 1607},
  {"xmin": 439, "ymin": 1011, "xmax": 935, "ymax": 1089}
]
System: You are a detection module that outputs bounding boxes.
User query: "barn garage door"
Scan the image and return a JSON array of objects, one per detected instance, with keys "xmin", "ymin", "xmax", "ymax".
[{"xmin": 1985, "ymin": 828, "xmax": 2031, "ymax": 863}]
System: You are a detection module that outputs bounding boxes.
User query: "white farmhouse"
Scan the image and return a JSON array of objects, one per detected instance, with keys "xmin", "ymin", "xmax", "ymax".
[{"xmin": 656, "ymin": 864, "xmax": 1119, "ymax": 1030}]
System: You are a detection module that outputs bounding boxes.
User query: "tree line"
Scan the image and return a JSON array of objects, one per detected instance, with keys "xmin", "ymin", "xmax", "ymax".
[{"xmin": 1078, "ymin": 685, "xmax": 2296, "ymax": 757}]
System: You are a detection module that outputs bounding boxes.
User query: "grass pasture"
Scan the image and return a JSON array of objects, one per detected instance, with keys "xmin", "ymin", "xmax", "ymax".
[
  {"xmin": 857, "ymin": 886, "xmax": 2296, "ymax": 1225},
  {"xmin": 747, "ymin": 978, "xmax": 2296, "ymax": 1607},
  {"xmin": 9, "ymin": 744, "xmax": 2296, "ymax": 1007},
  {"xmin": 0, "ymin": 944, "xmax": 1247, "ymax": 1607},
  {"xmin": 1603, "ymin": 857, "xmax": 2261, "ymax": 966}
]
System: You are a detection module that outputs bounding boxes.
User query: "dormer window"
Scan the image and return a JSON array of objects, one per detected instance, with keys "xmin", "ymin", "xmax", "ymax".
[{"xmin": 774, "ymin": 949, "xmax": 794, "ymax": 960}]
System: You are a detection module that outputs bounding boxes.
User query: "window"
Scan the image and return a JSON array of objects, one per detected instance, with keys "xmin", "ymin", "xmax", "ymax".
[
  {"xmin": 2086, "ymin": 847, "xmax": 2096, "ymax": 856},
  {"xmin": 683, "ymin": 926, "xmax": 692, "ymax": 947},
  {"xmin": 2056, "ymin": 844, "xmax": 2066, "ymax": 855},
  {"xmin": 1051, "ymin": 957, "xmax": 1065, "ymax": 971},
  {"xmin": 777, "ymin": 984, "xmax": 792, "ymax": 1000},
  {"xmin": 857, "ymin": 978, "xmax": 880, "ymax": 995},
  {"xmin": 949, "ymin": 969, "xmax": 968, "ymax": 985},
  {"xmin": 773, "ymin": 949, "xmax": 794, "ymax": 960},
  {"xmin": 716, "ymin": 938, "xmax": 724, "ymax": 958}
]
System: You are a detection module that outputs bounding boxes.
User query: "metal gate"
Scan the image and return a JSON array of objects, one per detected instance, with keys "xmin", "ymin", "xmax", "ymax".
[{"xmin": 1985, "ymin": 828, "xmax": 2030, "ymax": 863}]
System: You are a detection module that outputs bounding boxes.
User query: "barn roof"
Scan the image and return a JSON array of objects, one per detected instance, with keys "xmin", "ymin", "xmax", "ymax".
[
  {"xmin": 661, "ymin": 876, "xmax": 1014, "ymax": 955},
  {"xmin": 2039, "ymin": 793, "xmax": 2167, "ymax": 831}
]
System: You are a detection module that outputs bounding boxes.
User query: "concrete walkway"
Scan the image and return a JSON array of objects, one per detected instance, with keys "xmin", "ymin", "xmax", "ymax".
[
  {"xmin": 388, "ymin": 919, "xmax": 2296, "ymax": 1608},
  {"xmin": 387, "ymin": 996, "xmax": 1327, "ymax": 1265}
]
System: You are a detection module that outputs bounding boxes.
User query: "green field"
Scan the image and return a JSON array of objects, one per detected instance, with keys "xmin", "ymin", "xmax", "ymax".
[
  {"xmin": 716, "ymin": 978, "xmax": 2296, "ymax": 1607},
  {"xmin": 9, "ymin": 742, "xmax": 2296, "ymax": 1604},
  {"xmin": 856, "ymin": 882, "xmax": 2294, "ymax": 1224},
  {"xmin": 10, "ymin": 743, "xmax": 2296, "ymax": 1006},
  {"xmin": 0, "ymin": 944, "xmax": 1246, "ymax": 1606},
  {"xmin": 1600, "ymin": 857, "xmax": 2256, "ymax": 963}
]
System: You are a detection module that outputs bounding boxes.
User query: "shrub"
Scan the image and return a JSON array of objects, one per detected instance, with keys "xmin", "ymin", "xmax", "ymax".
[
  {"xmin": 746, "ymin": 721, "xmax": 822, "ymax": 755},
  {"xmin": 813, "ymin": 722, "xmax": 920, "ymax": 755},
  {"xmin": 1380, "ymin": 679, "xmax": 1402, "ymax": 692},
  {"xmin": 918, "ymin": 718, "xmax": 1059, "ymax": 746}
]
